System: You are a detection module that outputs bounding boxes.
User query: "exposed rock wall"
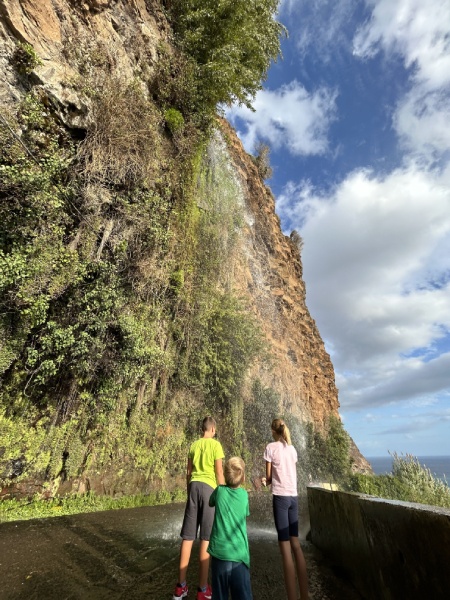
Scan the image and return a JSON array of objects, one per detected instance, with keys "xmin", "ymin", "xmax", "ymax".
[{"xmin": 220, "ymin": 119, "xmax": 339, "ymax": 426}]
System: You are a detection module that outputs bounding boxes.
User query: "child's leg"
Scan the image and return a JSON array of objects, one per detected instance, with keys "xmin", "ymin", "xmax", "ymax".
[
  {"xmin": 229, "ymin": 562, "xmax": 253, "ymax": 600},
  {"xmin": 211, "ymin": 557, "xmax": 231, "ymax": 600},
  {"xmin": 279, "ymin": 540, "xmax": 298, "ymax": 600},
  {"xmin": 198, "ymin": 482, "xmax": 215, "ymax": 589},
  {"xmin": 179, "ymin": 539, "xmax": 194, "ymax": 584},
  {"xmin": 198, "ymin": 539, "xmax": 210, "ymax": 589},
  {"xmin": 290, "ymin": 536, "xmax": 309, "ymax": 600}
]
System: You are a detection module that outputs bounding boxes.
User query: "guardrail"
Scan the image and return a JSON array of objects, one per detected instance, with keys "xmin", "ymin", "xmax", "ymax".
[{"xmin": 307, "ymin": 485, "xmax": 450, "ymax": 599}]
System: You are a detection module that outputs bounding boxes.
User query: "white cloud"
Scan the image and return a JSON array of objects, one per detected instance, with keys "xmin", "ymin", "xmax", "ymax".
[
  {"xmin": 276, "ymin": 165, "xmax": 450, "ymax": 411},
  {"xmin": 353, "ymin": 0, "xmax": 450, "ymax": 158},
  {"xmin": 280, "ymin": 0, "xmax": 357, "ymax": 62},
  {"xmin": 353, "ymin": 0, "xmax": 450, "ymax": 91},
  {"xmin": 395, "ymin": 89, "xmax": 450, "ymax": 157},
  {"xmin": 226, "ymin": 81, "xmax": 337, "ymax": 156}
]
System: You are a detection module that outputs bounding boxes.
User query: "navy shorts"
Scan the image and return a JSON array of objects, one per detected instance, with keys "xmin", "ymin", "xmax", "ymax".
[
  {"xmin": 272, "ymin": 495, "xmax": 299, "ymax": 541},
  {"xmin": 211, "ymin": 557, "xmax": 253, "ymax": 600},
  {"xmin": 180, "ymin": 481, "xmax": 215, "ymax": 540}
]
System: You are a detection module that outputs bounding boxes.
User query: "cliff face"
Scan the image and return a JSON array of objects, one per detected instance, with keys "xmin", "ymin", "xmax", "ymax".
[
  {"xmin": 0, "ymin": 0, "xmax": 369, "ymax": 497},
  {"xmin": 220, "ymin": 119, "xmax": 339, "ymax": 424}
]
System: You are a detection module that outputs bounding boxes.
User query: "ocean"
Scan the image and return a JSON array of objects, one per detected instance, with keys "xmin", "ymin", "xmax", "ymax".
[{"xmin": 366, "ymin": 455, "xmax": 450, "ymax": 482}]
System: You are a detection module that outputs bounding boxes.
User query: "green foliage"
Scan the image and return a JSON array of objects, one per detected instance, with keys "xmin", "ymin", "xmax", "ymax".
[
  {"xmin": 243, "ymin": 379, "xmax": 280, "ymax": 475},
  {"xmin": 164, "ymin": 107, "xmax": 185, "ymax": 135},
  {"xmin": 186, "ymin": 294, "xmax": 264, "ymax": 407},
  {"xmin": 150, "ymin": 43, "xmax": 201, "ymax": 116},
  {"xmin": 170, "ymin": 0, "xmax": 286, "ymax": 109},
  {"xmin": 349, "ymin": 453, "xmax": 450, "ymax": 508},
  {"xmin": 0, "ymin": 411, "xmax": 52, "ymax": 484},
  {"xmin": 0, "ymin": 489, "xmax": 186, "ymax": 524},
  {"xmin": 0, "ymin": 93, "xmax": 78, "ymax": 374},
  {"xmin": 11, "ymin": 42, "xmax": 43, "ymax": 75},
  {"xmin": 0, "ymin": 25, "xmax": 270, "ymax": 496},
  {"xmin": 304, "ymin": 415, "xmax": 352, "ymax": 485}
]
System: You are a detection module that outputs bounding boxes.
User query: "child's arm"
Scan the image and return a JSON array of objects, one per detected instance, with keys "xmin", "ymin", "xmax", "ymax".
[
  {"xmin": 186, "ymin": 457, "xmax": 193, "ymax": 492},
  {"xmin": 262, "ymin": 460, "xmax": 272, "ymax": 486},
  {"xmin": 214, "ymin": 458, "xmax": 225, "ymax": 486},
  {"xmin": 209, "ymin": 487, "xmax": 218, "ymax": 507}
]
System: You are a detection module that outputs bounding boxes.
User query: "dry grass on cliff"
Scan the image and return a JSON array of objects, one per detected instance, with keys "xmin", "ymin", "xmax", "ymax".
[{"xmin": 77, "ymin": 78, "xmax": 163, "ymax": 187}]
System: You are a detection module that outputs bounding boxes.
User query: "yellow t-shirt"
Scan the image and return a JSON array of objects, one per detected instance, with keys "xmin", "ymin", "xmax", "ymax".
[{"xmin": 189, "ymin": 437, "xmax": 225, "ymax": 490}]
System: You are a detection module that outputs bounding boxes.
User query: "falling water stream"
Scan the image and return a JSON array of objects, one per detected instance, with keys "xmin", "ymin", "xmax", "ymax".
[{"xmin": 0, "ymin": 491, "xmax": 362, "ymax": 600}]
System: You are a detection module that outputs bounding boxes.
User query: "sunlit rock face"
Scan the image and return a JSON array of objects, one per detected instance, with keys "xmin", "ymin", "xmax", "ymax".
[
  {"xmin": 206, "ymin": 123, "xmax": 370, "ymax": 470},
  {"xmin": 215, "ymin": 120, "xmax": 337, "ymax": 422}
]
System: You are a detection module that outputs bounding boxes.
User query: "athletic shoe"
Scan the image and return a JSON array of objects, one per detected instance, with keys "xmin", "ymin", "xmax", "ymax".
[
  {"xmin": 173, "ymin": 582, "xmax": 188, "ymax": 599},
  {"xmin": 196, "ymin": 585, "xmax": 212, "ymax": 600}
]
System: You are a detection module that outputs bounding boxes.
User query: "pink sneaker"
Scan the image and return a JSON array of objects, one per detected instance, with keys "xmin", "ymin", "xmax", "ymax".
[
  {"xmin": 196, "ymin": 585, "xmax": 212, "ymax": 600},
  {"xmin": 173, "ymin": 582, "xmax": 188, "ymax": 599}
]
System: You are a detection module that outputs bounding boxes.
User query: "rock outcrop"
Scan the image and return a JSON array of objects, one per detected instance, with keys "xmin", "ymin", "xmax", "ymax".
[{"xmin": 221, "ymin": 118, "xmax": 339, "ymax": 425}]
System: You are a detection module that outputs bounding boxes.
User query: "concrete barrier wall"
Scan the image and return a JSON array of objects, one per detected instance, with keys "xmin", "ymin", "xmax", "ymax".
[{"xmin": 307, "ymin": 485, "xmax": 450, "ymax": 600}]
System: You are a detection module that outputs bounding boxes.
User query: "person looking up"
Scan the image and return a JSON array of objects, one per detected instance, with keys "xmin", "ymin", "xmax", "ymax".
[
  {"xmin": 208, "ymin": 456, "xmax": 253, "ymax": 600},
  {"xmin": 262, "ymin": 418, "xmax": 309, "ymax": 600},
  {"xmin": 173, "ymin": 416, "xmax": 225, "ymax": 600}
]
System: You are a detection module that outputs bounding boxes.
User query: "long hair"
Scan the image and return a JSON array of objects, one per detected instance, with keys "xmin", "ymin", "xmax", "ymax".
[{"xmin": 271, "ymin": 418, "xmax": 292, "ymax": 445}]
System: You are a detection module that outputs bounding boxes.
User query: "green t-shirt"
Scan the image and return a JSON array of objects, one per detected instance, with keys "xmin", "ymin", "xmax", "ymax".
[
  {"xmin": 189, "ymin": 437, "xmax": 225, "ymax": 490},
  {"xmin": 207, "ymin": 485, "xmax": 250, "ymax": 568}
]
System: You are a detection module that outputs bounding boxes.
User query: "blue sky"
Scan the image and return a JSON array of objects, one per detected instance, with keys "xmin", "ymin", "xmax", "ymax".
[{"xmin": 227, "ymin": 0, "xmax": 450, "ymax": 458}]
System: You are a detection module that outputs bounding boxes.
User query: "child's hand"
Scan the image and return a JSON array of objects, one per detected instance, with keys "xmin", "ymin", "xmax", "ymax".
[{"xmin": 261, "ymin": 477, "xmax": 267, "ymax": 487}]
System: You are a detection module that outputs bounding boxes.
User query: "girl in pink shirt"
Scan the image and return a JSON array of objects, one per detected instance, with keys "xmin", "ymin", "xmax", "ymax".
[{"xmin": 263, "ymin": 419, "xmax": 309, "ymax": 600}]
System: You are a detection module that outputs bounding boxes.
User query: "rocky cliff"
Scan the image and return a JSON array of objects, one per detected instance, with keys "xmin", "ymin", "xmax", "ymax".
[
  {"xmin": 221, "ymin": 118, "xmax": 339, "ymax": 424},
  {"xmin": 0, "ymin": 0, "xmax": 369, "ymax": 498}
]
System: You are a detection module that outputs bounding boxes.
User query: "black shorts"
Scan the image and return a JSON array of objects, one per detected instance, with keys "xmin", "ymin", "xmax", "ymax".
[
  {"xmin": 180, "ymin": 481, "xmax": 215, "ymax": 541},
  {"xmin": 272, "ymin": 495, "xmax": 299, "ymax": 541}
]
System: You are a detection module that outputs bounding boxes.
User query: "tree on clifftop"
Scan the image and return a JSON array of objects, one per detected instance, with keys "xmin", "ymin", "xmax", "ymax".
[{"xmin": 170, "ymin": 0, "xmax": 286, "ymax": 108}]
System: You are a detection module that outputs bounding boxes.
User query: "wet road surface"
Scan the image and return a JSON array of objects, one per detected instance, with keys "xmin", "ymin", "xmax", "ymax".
[{"xmin": 0, "ymin": 494, "xmax": 362, "ymax": 599}]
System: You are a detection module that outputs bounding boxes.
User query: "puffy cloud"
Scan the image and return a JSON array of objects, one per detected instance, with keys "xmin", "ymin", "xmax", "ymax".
[
  {"xmin": 226, "ymin": 81, "xmax": 337, "ymax": 156},
  {"xmin": 395, "ymin": 89, "xmax": 450, "ymax": 157},
  {"xmin": 353, "ymin": 0, "xmax": 450, "ymax": 158},
  {"xmin": 353, "ymin": 0, "xmax": 450, "ymax": 91},
  {"xmin": 276, "ymin": 165, "xmax": 450, "ymax": 410}
]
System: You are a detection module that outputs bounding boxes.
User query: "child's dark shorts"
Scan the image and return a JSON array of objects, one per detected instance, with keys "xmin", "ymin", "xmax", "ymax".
[
  {"xmin": 180, "ymin": 481, "xmax": 215, "ymax": 541},
  {"xmin": 272, "ymin": 494, "xmax": 299, "ymax": 541}
]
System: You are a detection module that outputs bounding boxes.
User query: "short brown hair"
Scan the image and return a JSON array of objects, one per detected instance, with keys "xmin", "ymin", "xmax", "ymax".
[
  {"xmin": 224, "ymin": 456, "xmax": 245, "ymax": 487},
  {"xmin": 202, "ymin": 416, "xmax": 216, "ymax": 432}
]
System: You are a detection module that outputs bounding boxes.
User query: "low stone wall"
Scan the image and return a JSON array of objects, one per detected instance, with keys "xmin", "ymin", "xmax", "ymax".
[{"xmin": 307, "ymin": 485, "xmax": 450, "ymax": 600}]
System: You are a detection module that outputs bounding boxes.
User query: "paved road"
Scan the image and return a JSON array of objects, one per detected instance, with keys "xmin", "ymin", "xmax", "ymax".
[{"xmin": 0, "ymin": 495, "xmax": 362, "ymax": 599}]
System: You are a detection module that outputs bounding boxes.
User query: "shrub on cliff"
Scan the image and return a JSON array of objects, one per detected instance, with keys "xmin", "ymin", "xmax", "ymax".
[
  {"xmin": 349, "ymin": 453, "xmax": 450, "ymax": 508},
  {"xmin": 303, "ymin": 415, "xmax": 352, "ymax": 485},
  {"xmin": 252, "ymin": 141, "xmax": 273, "ymax": 180},
  {"xmin": 169, "ymin": 0, "xmax": 286, "ymax": 109}
]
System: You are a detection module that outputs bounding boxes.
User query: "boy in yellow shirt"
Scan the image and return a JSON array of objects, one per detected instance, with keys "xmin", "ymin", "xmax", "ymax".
[{"xmin": 173, "ymin": 416, "xmax": 225, "ymax": 600}]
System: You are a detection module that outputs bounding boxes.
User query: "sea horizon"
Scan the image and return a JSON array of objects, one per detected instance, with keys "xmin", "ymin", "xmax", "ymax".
[{"xmin": 366, "ymin": 455, "xmax": 450, "ymax": 482}]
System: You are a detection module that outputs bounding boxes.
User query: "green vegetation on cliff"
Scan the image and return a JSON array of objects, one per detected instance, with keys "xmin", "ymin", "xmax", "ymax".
[
  {"xmin": 349, "ymin": 453, "xmax": 450, "ymax": 508},
  {"xmin": 169, "ymin": 0, "xmax": 286, "ymax": 109},
  {"xmin": 0, "ymin": 1, "xmax": 285, "ymax": 500}
]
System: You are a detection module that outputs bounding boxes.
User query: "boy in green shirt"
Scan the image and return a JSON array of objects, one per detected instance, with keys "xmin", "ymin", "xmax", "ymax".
[
  {"xmin": 208, "ymin": 456, "xmax": 253, "ymax": 600},
  {"xmin": 173, "ymin": 416, "xmax": 225, "ymax": 600}
]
